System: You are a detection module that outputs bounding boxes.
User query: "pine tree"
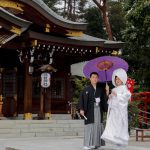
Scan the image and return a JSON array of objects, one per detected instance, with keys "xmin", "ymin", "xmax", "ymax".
[
  {"xmin": 84, "ymin": 7, "xmax": 106, "ymax": 38},
  {"xmin": 61, "ymin": 0, "xmax": 88, "ymax": 21}
]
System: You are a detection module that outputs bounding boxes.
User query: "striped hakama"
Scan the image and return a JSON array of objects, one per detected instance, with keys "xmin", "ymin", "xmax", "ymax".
[{"xmin": 84, "ymin": 103, "xmax": 104, "ymax": 148}]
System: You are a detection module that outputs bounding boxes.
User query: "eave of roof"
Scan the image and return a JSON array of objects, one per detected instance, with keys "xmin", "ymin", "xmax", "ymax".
[
  {"xmin": 25, "ymin": 31, "xmax": 104, "ymax": 47},
  {"xmin": 0, "ymin": 7, "xmax": 32, "ymax": 28},
  {"xmin": 69, "ymin": 34, "xmax": 125, "ymax": 49},
  {"xmin": 23, "ymin": 31, "xmax": 124, "ymax": 49},
  {"xmin": 103, "ymin": 40, "xmax": 125, "ymax": 49},
  {"xmin": 0, "ymin": 7, "xmax": 32, "ymax": 45}
]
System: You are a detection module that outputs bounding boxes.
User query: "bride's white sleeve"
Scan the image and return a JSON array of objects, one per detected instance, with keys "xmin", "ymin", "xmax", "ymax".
[
  {"xmin": 117, "ymin": 90, "xmax": 131, "ymax": 107},
  {"xmin": 116, "ymin": 90, "xmax": 131, "ymax": 123},
  {"xmin": 108, "ymin": 90, "xmax": 131, "ymax": 109}
]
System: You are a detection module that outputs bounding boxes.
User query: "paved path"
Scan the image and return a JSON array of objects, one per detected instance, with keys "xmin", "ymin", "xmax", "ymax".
[{"xmin": 0, "ymin": 136, "xmax": 149, "ymax": 150}]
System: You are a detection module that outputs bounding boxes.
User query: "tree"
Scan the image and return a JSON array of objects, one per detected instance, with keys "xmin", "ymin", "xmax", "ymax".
[
  {"xmin": 65, "ymin": 0, "xmax": 76, "ymax": 20},
  {"xmin": 122, "ymin": 0, "xmax": 150, "ymax": 90},
  {"xmin": 62, "ymin": 0, "xmax": 88, "ymax": 21},
  {"xmin": 43, "ymin": 0, "xmax": 59, "ymax": 12},
  {"xmin": 128, "ymin": 101, "xmax": 140, "ymax": 128},
  {"xmin": 92, "ymin": 0, "xmax": 113, "ymax": 40},
  {"xmin": 43, "ymin": 0, "xmax": 86, "ymax": 21},
  {"xmin": 84, "ymin": 7, "xmax": 106, "ymax": 38},
  {"xmin": 72, "ymin": 77, "xmax": 89, "ymax": 104},
  {"xmin": 108, "ymin": 1, "xmax": 126, "ymax": 40}
]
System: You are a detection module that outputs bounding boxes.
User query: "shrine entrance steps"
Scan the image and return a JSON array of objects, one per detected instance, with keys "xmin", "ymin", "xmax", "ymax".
[{"xmin": 0, "ymin": 119, "xmax": 84, "ymax": 138}]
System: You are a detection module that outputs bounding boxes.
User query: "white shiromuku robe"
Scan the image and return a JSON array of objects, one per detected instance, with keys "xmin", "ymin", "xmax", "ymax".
[{"xmin": 101, "ymin": 69, "xmax": 131, "ymax": 146}]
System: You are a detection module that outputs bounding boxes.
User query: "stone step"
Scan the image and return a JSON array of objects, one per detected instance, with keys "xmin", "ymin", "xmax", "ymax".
[
  {"xmin": 0, "ymin": 120, "xmax": 84, "ymax": 138},
  {"xmin": 51, "ymin": 114, "xmax": 72, "ymax": 120}
]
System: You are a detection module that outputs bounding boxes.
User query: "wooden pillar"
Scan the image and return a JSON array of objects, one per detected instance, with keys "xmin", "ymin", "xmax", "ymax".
[
  {"xmin": 24, "ymin": 60, "xmax": 32, "ymax": 120},
  {"xmin": 13, "ymin": 67, "xmax": 17, "ymax": 117},
  {"xmin": 44, "ymin": 88, "xmax": 51, "ymax": 119},
  {"xmin": 39, "ymin": 80, "xmax": 51, "ymax": 120},
  {"xmin": 38, "ymin": 87, "xmax": 45, "ymax": 119},
  {"xmin": 0, "ymin": 68, "xmax": 3, "ymax": 117},
  {"xmin": 39, "ymin": 72, "xmax": 51, "ymax": 119}
]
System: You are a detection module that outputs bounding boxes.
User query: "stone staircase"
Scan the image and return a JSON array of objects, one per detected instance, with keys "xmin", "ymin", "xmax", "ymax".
[{"xmin": 0, "ymin": 119, "xmax": 84, "ymax": 138}]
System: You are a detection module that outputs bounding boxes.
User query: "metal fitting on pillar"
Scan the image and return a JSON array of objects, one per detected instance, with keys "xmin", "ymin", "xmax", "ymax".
[{"xmin": 24, "ymin": 113, "xmax": 32, "ymax": 120}]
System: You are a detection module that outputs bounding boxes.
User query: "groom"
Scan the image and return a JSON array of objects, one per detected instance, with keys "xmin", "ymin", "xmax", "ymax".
[{"xmin": 79, "ymin": 72, "xmax": 108, "ymax": 149}]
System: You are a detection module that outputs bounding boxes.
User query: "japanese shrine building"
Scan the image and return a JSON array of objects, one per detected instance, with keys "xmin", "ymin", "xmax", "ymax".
[{"xmin": 0, "ymin": 0, "xmax": 124, "ymax": 119}]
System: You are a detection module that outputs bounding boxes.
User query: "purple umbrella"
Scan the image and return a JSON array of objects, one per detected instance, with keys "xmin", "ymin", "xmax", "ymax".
[{"xmin": 83, "ymin": 56, "xmax": 128, "ymax": 82}]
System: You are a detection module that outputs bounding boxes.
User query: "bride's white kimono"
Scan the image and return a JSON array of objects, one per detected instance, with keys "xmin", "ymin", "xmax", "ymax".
[{"xmin": 101, "ymin": 68, "xmax": 131, "ymax": 146}]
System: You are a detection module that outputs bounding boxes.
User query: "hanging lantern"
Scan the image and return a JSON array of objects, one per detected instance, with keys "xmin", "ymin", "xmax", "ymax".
[{"xmin": 41, "ymin": 72, "xmax": 51, "ymax": 88}]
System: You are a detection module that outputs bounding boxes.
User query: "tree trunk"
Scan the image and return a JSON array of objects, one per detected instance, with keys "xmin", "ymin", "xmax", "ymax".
[
  {"xmin": 93, "ymin": 0, "xmax": 113, "ymax": 40},
  {"xmin": 101, "ymin": 8, "xmax": 113, "ymax": 40},
  {"xmin": 67, "ymin": 0, "xmax": 72, "ymax": 19},
  {"xmin": 73, "ymin": 0, "xmax": 75, "ymax": 16},
  {"xmin": 64, "ymin": 0, "xmax": 67, "ymax": 13}
]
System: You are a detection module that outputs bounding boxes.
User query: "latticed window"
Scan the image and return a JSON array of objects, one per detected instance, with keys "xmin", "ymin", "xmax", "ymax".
[
  {"xmin": 2, "ymin": 69, "xmax": 17, "ymax": 97},
  {"xmin": 32, "ymin": 76, "xmax": 65, "ymax": 99},
  {"xmin": 32, "ymin": 76, "xmax": 41, "ymax": 99},
  {"xmin": 51, "ymin": 78, "xmax": 65, "ymax": 99}
]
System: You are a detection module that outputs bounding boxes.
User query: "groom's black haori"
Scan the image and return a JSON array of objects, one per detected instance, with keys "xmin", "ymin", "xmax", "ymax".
[{"xmin": 79, "ymin": 83, "xmax": 108, "ymax": 125}]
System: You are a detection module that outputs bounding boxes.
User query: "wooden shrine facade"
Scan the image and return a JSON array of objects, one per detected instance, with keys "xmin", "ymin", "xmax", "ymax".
[{"xmin": 0, "ymin": 0, "xmax": 124, "ymax": 119}]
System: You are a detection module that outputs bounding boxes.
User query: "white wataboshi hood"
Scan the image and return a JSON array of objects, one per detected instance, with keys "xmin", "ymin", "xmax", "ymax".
[{"xmin": 112, "ymin": 68, "xmax": 127, "ymax": 87}]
